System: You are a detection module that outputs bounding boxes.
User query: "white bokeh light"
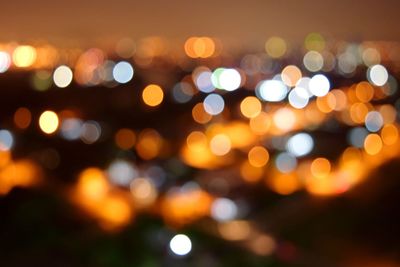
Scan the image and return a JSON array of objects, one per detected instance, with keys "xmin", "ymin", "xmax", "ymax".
[
  {"xmin": 0, "ymin": 51, "xmax": 11, "ymax": 73},
  {"xmin": 53, "ymin": 65, "xmax": 73, "ymax": 88},
  {"xmin": 203, "ymin": 94, "xmax": 225, "ymax": 115},
  {"xmin": 309, "ymin": 74, "xmax": 330, "ymax": 97},
  {"xmin": 0, "ymin": 130, "xmax": 13, "ymax": 151},
  {"xmin": 256, "ymin": 79, "xmax": 288, "ymax": 102},
  {"xmin": 169, "ymin": 234, "xmax": 192, "ymax": 256},
  {"xmin": 113, "ymin": 61, "xmax": 134, "ymax": 84},
  {"xmin": 211, "ymin": 198, "xmax": 238, "ymax": 222},
  {"xmin": 368, "ymin": 64, "xmax": 388, "ymax": 86},
  {"xmin": 288, "ymin": 87, "xmax": 309, "ymax": 109},
  {"xmin": 217, "ymin": 68, "xmax": 241, "ymax": 91},
  {"xmin": 286, "ymin": 133, "xmax": 314, "ymax": 157}
]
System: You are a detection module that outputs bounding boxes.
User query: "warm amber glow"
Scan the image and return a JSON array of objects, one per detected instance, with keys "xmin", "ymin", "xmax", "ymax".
[
  {"xmin": 130, "ymin": 178, "xmax": 157, "ymax": 208},
  {"xmin": 136, "ymin": 129, "xmax": 163, "ymax": 160},
  {"xmin": 142, "ymin": 84, "xmax": 164, "ymax": 107},
  {"xmin": 0, "ymin": 160, "xmax": 40, "ymax": 195},
  {"xmin": 14, "ymin": 107, "xmax": 32, "ymax": 129},
  {"xmin": 192, "ymin": 102, "xmax": 212, "ymax": 124},
  {"xmin": 250, "ymin": 112, "xmax": 271, "ymax": 135},
  {"xmin": 184, "ymin": 37, "xmax": 215, "ymax": 58},
  {"xmin": 240, "ymin": 161, "xmax": 264, "ymax": 183},
  {"xmin": 77, "ymin": 168, "xmax": 109, "ymax": 200},
  {"xmin": 381, "ymin": 124, "xmax": 398, "ymax": 145},
  {"xmin": 248, "ymin": 146, "xmax": 269, "ymax": 167},
  {"xmin": 115, "ymin": 128, "xmax": 136, "ymax": 150},
  {"xmin": 364, "ymin": 133, "xmax": 383, "ymax": 155},
  {"xmin": 240, "ymin": 96, "xmax": 262, "ymax": 118},
  {"xmin": 218, "ymin": 220, "xmax": 251, "ymax": 241},
  {"xmin": 311, "ymin": 157, "xmax": 331, "ymax": 178},
  {"xmin": 355, "ymin": 81, "xmax": 374, "ymax": 103},
  {"xmin": 39, "ymin": 110, "xmax": 59, "ymax": 134}
]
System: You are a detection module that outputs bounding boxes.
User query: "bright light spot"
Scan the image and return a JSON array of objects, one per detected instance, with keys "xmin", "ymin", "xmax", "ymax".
[
  {"xmin": 288, "ymin": 86, "xmax": 309, "ymax": 109},
  {"xmin": 276, "ymin": 152, "xmax": 297, "ymax": 173},
  {"xmin": 281, "ymin": 65, "xmax": 302, "ymax": 87},
  {"xmin": 210, "ymin": 134, "xmax": 231, "ymax": 156},
  {"xmin": 130, "ymin": 178, "xmax": 157, "ymax": 207},
  {"xmin": 107, "ymin": 159, "xmax": 137, "ymax": 186},
  {"xmin": 217, "ymin": 68, "xmax": 241, "ymax": 91},
  {"xmin": 303, "ymin": 51, "xmax": 323, "ymax": 72},
  {"xmin": 211, "ymin": 198, "xmax": 238, "ymax": 222},
  {"xmin": 169, "ymin": 234, "xmax": 192, "ymax": 256},
  {"xmin": 240, "ymin": 96, "xmax": 262, "ymax": 118},
  {"xmin": 256, "ymin": 79, "xmax": 288, "ymax": 102},
  {"xmin": 60, "ymin": 118, "xmax": 83, "ymax": 140},
  {"xmin": 309, "ymin": 74, "xmax": 330, "ymax": 97},
  {"xmin": 142, "ymin": 84, "xmax": 164, "ymax": 107},
  {"xmin": 368, "ymin": 64, "xmax": 388, "ymax": 86},
  {"xmin": 203, "ymin": 94, "xmax": 224, "ymax": 115},
  {"xmin": 13, "ymin": 45, "xmax": 37, "ymax": 67},
  {"xmin": 80, "ymin": 121, "xmax": 101, "ymax": 144},
  {"xmin": 365, "ymin": 111, "xmax": 383, "ymax": 132},
  {"xmin": 39, "ymin": 111, "xmax": 59, "ymax": 134},
  {"xmin": 53, "ymin": 65, "xmax": 73, "ymax": 88},
  {"xmin": 286, "ymin": 133, "xmax": 314, "ymax": 157},
  {"xmin": 0, "ymin": 130, "xmax": 13, "ymax": 151},
  {"xmin": 0, "ymin": 51, "xmax": 11, "ymax": 73},
  {"xmin": 113, "ymin": 61, "xmax": 134, "ymax": 84},
  {"xmin": 273, "ymin": 108, "xmax": 296, "ymax": 131}
]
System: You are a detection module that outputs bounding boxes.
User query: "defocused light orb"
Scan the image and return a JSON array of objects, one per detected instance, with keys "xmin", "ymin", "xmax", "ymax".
[
  {"xmin": 203, "ymin": 94, "xmax": 224, "ymax": 115},
  {"xmin": 195, "ymin": 68, "xmax": 214, "ymax": 93},
  {"xmin": 107, "ymin": 159, "xmax": 137, "ymax": 186},
  {"xmin": 367, "ymin": 64, "xmax": 388, "ymax": 86},
  {"xmin": 248, "ymin": 146, "xmax": 269, "ymax": 167},
  {"xmin": 115, "ymin": 38, "xmax": 136, "ymax": 58},
  {"xmin": 210, "ymin": 134, "xmax": 231, "ymax": 156},
  {"xmin": 265, "ymin": 37, "xmax": 287, "ymax": 58},
  {"xmin": 14, "ymin": 107, "xmax": 32, "ymax": 129},
  {"xmin": 169, "ymin": 234, "xmax": 192, "ymax": 256},
  {"xmin": 286, "ymin": 133, "xmax": 314, "ymax": 157},
  {"xmin": 130, "ymin": 177, "xmax": 157, "ymax": 207},
  {"xmin": 172, "ymin": 82, "xmax": 195, "ymax": 103},
  {"xmin": 80, "ymin": 121, "xmax": 101, "ymax": 144},
  {"xmin": 256, "ymin": 79, "xmax": 288, "ymax": 102},
  {"xmin": 309, "ymin": 74, "xmax": 330, "ymax": 97},
  {"xmin": 13, "ymin": 45, "xmax": 37, "ymax": 67},
  {"xmin": 113, "ymin": 61, "xmax": 134, "ymax": 83},
  {"xmin": 303, "ymin": 51, "xmax": 323, "ymax": 72},
  {"xmin": 142, "ymin": 84, "xmax": 164, "ymax": 107},
  {"xmin": 53, "ymin": 65, "xmax": 73, "ymax": 88},
  {"xmin": 240, "ymin": 96, "xmax": 262, "ymax": 118},
  {"xmin": 362, "ymin": 48, "xmax": 380, "ymax": 66},
  {"xmin": 115, "ymin": 128, "xmax": 136, "ymax": 150},
  {"xmin": 304, "ymin": 33, "xmax": 325, "ymax": 51},
  {"xmin": 32, "ymin": 70, "xmax": 53, "ymax": 91},
  {"xmin": 338, "ymin": 53, "xmax": 357, "ymax": 74},
  {"xmin": 0, "ymin": 130, "xmax": 13, "ymax": 151},
  {"xmin": 281, "ymin": 65, "xmax": 302, "ymax": 87},
  {"xmin": 310, "ymin": 157, "xmax": 331, "ymax": 178},
  {"xmin": 288, "ymin": 86, "xmax": 309, "ymax": 109},
  {"xmin": 211, "ymin": 198, "xmax": 238, "ymax": 222},
  {"xmin": 0, "ymin": 51, "xmax": 11, "ymax": 73},
  {"xmin": 365, "ymin": 111, "xmax": 383, "ymax": 132},
  {"xmin": 347, "ymin": 127, "xmax": 368, "ymax": 148},
  {"xmin": 364, "ymin": 134, "xmax": 382, "ymax": 155},
  {"xmin": 273, "ymin": 108, "xmax": 296, "ymax": 131},
  {"xmin": 39, "ymin": 111, "xmax": 59, "ymax": 134},
  {"xmin": 276, "ymin": 152, "xmax": 297, "ymax": 173},
  {"xmin": 218, "ymin": 68, "xmax": 241, "ymax": 91},
  {"xmin": 60, "ymin": 118, "xmax": 83, "ymax": 140}
]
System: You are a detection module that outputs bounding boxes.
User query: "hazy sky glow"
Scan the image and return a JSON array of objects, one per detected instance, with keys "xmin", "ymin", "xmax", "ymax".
[{"xmin": 1, "ymin": 0, "xmax": 400, "ymax": 45}]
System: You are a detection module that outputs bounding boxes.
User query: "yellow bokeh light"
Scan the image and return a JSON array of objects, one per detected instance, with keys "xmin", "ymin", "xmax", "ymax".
[
  {"xmin": 210, "ymin": 134, "xmax": 231, "ymax": 156},
  {"xmin": 240, "ymin": 161, "xmax": 264, "ymax": 183},
  {"xmin": 265, "ymin": 37, "xmax": 287, "ymax": 58},
  {"xmin": 250, "ymin": 112, "xmax": 271, "ymax": 135},
  {"xmin": 142, "ymin": 84, "xmax": 164, "ymax": 107},
  {"xmin": 39, "ymin": 110, "xmax": 59, "ymax": 134},
  {"xmin": 311, "ymin": 157, "xmax": 331, "ymax": 178},
  {"xmin": 192, "ymin": 102, "xmax": 212, "ymax": 124},
  {"xmin": 364, "ymin": 133, "xmax": 383, "ymax": 155},
  {"xmin": 240, "ymin": 96, "xmax": 262, "ymax": 118},
  {"xmin": 77, "ymin": 168, "xmax": 109, "ymax": 200},
  {"xmin": 248, "ymin": 146, "xmax": 269, "ymax": 167},
  {"xmin": 136, "ymin": 129, "xmax": 163, "ymax": 160},
  {"xmin": 13, "ymin": 45, "xmax": 37, "ymax": 67},
  {"xmin": 355, "ymin": 81, "xmax": 374, "ymax": 103}
]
